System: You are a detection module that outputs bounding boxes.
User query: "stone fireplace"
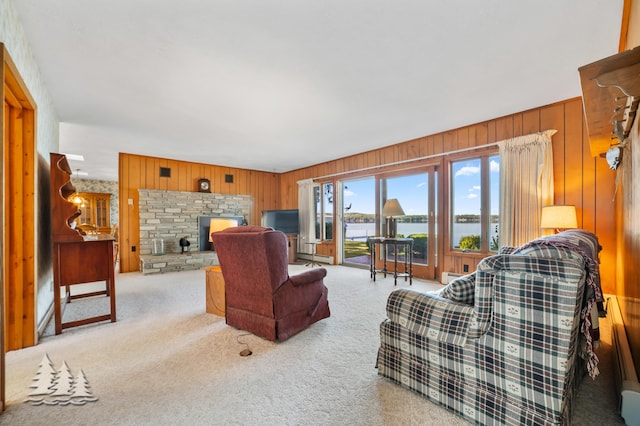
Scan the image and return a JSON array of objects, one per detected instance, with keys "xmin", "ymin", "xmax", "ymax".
[{"xmin": 138, "ymin": 189, "xmax": 251, "ymax": 273}]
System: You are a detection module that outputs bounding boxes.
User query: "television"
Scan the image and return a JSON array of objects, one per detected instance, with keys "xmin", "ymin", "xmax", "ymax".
[{"xmin": 261, "ymin": 209, "xmax": 299, "ymax": 235}]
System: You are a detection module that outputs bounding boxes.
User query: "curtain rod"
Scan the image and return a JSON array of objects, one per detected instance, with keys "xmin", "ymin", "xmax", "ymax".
[
  {"xmin": 313, "ymin": 141, "xmax": 499, "ymax": 181},
  {"xmin": 312, "ymin": 130, "xmax": 554, "ymax": 181}
]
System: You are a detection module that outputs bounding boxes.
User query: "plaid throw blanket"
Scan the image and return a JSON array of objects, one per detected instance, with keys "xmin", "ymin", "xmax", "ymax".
[{"xmin": 516, "ymin": 230, "xmax": 602, "ymax": 379}]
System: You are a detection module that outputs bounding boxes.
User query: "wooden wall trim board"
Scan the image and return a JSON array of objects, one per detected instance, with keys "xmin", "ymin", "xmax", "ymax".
[
  {"xmin": 2, "ymin": 44, "xmax": 37, "ymax": 350},
  {"xmin": 118, "ymin": 153, "xmax": 281, "ymax": 272},
  {"xmin": 1, "ymin": 44, "xmax": 5, "ymax": 412},
  {"xmin": 2, "ymin": 44, "xmax": 38, "ymax": 410},
  {"xmin": 619, "ymin": 0, "xmax": 632, "ymax": 52}
]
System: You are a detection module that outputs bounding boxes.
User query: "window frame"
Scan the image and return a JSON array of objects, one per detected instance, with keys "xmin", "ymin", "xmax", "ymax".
[
  {"xmin": 445, "ymin": 147, "xmax": 499, "ymax": 256},
  {"xmin": 313, "ymin": 181, "xmax": 334, "ymax": 242}
]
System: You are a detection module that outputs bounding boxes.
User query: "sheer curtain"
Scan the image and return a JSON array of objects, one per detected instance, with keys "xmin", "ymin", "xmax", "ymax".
[
  {"xmin": 297, "ymin": 179, "xmax": 316, "ymax": 254},
  {"xmin": 498, "ymin": 129, "xmax": 556, "ymax": 247}
]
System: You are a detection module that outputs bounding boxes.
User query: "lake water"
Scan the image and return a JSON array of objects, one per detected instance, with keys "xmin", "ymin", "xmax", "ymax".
[{"xmin": 344, "ymin": 222, "xmax": 497, "ymax": 246}]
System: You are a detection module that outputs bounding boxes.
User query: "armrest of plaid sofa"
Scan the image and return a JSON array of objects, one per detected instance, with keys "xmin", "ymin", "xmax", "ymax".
[
  {"xmin": 385, "ymin": 289, "xmax": 475, "ymax": 347},
  {"xmin": 465, "ymin": 253, "xmax": 587, "ymax": 332}
]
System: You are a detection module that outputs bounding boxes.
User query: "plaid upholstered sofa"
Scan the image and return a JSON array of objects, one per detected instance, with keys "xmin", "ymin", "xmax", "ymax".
[{"xmin": 376, "ymin": 230, "xmax": 602, "ymax": 425}]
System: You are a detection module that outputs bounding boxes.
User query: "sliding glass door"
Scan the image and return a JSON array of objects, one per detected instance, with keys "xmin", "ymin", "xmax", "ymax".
[
  {"xmin": 340, "ymin": 167, "xmax": 438, "ymax": 279},
  {"xmin": 341, "ymin": 177, "xmax": 376, "ymax": 267},
  {"xmin": 380, "ymin": 168, "xmax": 437, "ymax": 278}
]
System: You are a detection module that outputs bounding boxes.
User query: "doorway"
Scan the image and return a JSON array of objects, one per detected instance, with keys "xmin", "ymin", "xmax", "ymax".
[{"xmin": 379, "ymin": 168, "xmax": 438, "ymax": 279}]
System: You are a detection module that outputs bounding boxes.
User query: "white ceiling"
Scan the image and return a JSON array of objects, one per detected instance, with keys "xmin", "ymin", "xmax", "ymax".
[{"xmin": 13, "ymin": 0, "xmax": 623, "ymax": 181}]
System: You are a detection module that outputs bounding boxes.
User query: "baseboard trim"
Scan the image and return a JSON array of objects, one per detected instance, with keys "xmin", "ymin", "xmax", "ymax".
[
  {"xmin": 608, "ymin": 294, "xmax": 640, "ymax": 426},
  {"xmin": 297, "ymin": 253, "xmax": 333, "ymax": 265},
  {"xmin": 441, "ymin": 272, "xmax": 463, "ymax": 284}
]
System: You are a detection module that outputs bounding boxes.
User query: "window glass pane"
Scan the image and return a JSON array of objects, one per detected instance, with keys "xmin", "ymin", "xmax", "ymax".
[
  {"xmin": 322, "ymin": 183, "xmax": 333, "ymax": 240},
  {"xmin": 313, "ymin": 185, "xmax": 321, "ymax": 240},
  {"xmin": 381, "ymin": 173, "xmax": 429, "ymax": 264},
  {"xmin": 489, "ymin": 155, "xmax": 500, "ymax": 251},
  {"xmin": 343, "ymin": 177, "xmax": 375, "ymax": 265},
  {"xmin": 451, "ymin": 158, "xmax": 481, "ymax": 250}
]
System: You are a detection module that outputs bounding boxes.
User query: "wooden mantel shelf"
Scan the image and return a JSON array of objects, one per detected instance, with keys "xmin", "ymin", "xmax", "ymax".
[{"xmin": 579, "ymin": 45, "xmax": 640, "ymax": 157}]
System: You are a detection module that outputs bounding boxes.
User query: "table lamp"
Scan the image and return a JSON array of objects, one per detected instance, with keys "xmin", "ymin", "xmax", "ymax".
[
  {"xmin": 382, "ymin": 199, "xmax": 405, "ymax": 238},
  {"xmin": 540, "ymin": 205, "xmax": 577, "ymax": 233},
  {"xmin": 208, "ymin": 218, "xmax": 239, "ymax": 250}
]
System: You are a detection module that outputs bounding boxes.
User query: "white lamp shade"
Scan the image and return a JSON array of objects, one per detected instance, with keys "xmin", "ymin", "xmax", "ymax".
[
  {"xmin": 382, "ymin": 199, "xmax": 405, "ymax": 217},
  {"xmin": 208, "ymin": 218, "xmax": 239, "ymax": 242},
  {"xmin": 540, "ymin": 205, "xmax": 578, "ymax": 230}
]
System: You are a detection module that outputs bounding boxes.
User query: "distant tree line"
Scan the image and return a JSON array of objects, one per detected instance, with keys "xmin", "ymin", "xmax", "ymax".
[
  {"xmin": 344, "ymin": 213, "xmax": 376, "ymax": 223},
  {"xmin": 344, "ymin": 212, "xmax": 498, "ymax": 223},
  {"xmin": 455, "ymin": 214, "xmax": 500, "ymax": 223},
  {"xmin": 344, "ymin": 213, "xmax": 428, "ymax": 223}
]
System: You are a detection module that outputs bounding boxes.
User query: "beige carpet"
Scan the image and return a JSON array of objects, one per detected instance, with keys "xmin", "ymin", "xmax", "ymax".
[{"xmin": 1, "ymin": 264, "xmax": 625, "ymax": 425}]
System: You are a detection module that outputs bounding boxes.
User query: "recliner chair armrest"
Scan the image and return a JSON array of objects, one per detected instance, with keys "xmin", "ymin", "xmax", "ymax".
[
  {"xmin": 386, "ymin": 289, "xmax": 474, "ymax": 347},
  {"xmin": 288, "ymin": 268, "xmax": 327, "ymax": 286}
]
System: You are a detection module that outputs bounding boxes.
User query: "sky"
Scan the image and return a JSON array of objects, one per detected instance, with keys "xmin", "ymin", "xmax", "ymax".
[{"xmin": 342, "ymin": 156, "xmax": 500, "ymax": 216}]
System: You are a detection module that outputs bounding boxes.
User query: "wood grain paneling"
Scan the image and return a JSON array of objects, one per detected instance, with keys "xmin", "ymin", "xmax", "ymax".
[
  {"xmin": 117, "ymin": 99, "xmax": 618, "ymax": 290},
  {"xmin": 618, "ymin": 117, "xmax": 640, "ymax": 372},
  {"xmin": 279, "ymin": 98, "xmax": 617, "ymax": 289},
  {"xmin": 2, "ymin": 45, "xmax": 37, "ymax": 352},
  {"xmin": 616, "ymin": 0, "xmax": 640, "ymax": 384},
  {"xmin": 118, "ymin": 153, "xmax": 280, "ymax": 272}
]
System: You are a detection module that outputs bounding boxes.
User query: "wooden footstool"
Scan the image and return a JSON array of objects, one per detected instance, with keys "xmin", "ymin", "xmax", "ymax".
[{"xmin": 205, "ymin": 266, "xmax": 225, "ymax": 316}]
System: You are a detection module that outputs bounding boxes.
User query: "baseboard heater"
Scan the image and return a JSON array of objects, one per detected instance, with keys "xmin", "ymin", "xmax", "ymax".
[
  {"xmin": 441, "ymin": 272, "xmax": 463, "ymax": 284},
  {"xmin": 608, "ymin": 295, "xmax": 640, "ymax": 425}
]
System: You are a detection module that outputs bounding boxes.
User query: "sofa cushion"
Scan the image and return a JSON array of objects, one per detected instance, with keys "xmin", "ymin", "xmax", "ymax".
[{"xmin": 440, "ymin": 273, "xmax": 476, "ymax": 305}]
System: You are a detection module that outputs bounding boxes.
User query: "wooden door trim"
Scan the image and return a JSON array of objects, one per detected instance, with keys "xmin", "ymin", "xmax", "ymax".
[{"xmin": 2, "ymin": 43, "xmax": 38, "ymax": 411}]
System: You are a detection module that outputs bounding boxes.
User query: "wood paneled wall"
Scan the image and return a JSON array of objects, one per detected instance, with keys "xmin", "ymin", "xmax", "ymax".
[
  {"xmin": 118, "ymin": 98, "xmax": 618, "ymax": 293},
  {"xmin": 618, "ymin": 114, "xmax": 640, "ymax": 374},
  {"xmin": 118, "ymin": 153, "xmax": 280, "ymax": 272},
  {"xmin": 279, "ymin": 98, "xmax": 617, "ymax": 293},
  {"xmin": 616, "ymin": 0, "xmax": 640, "ymax": 381}
]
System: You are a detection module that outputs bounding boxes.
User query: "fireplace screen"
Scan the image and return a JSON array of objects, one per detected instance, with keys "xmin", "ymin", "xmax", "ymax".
[{"xmin": 198, "ymin": 216, "xmax": 244, "ymax": 250}]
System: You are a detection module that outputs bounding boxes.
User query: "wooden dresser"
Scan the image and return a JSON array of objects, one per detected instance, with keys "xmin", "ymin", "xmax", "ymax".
[{"xmin": 50, "ymin": 153, "xmax": 116, "ymax": 334}]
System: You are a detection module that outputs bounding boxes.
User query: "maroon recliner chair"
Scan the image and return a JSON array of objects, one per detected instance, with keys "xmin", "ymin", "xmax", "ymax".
[{"xmin": 211, "ymin": 226, "xmax": 330, "ymax": 341}]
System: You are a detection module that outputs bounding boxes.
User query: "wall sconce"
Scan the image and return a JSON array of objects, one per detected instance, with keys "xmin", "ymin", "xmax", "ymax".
[
  {"xmin": 382, "ymin": 199, "xmax": 405, "ymax": 238},
  {"xmin": 540, "ymin": 205, "xmax": 578, "ymax": 233},
  {"xmin": 208, "ymin": 218, "xmax": 239, "ymax": 250}
]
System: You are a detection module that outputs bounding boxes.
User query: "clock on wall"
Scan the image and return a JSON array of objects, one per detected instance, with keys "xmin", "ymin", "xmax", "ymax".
[{"xmin": 198, "ymin": 178, "xmax": 211, "ymax": 193}]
